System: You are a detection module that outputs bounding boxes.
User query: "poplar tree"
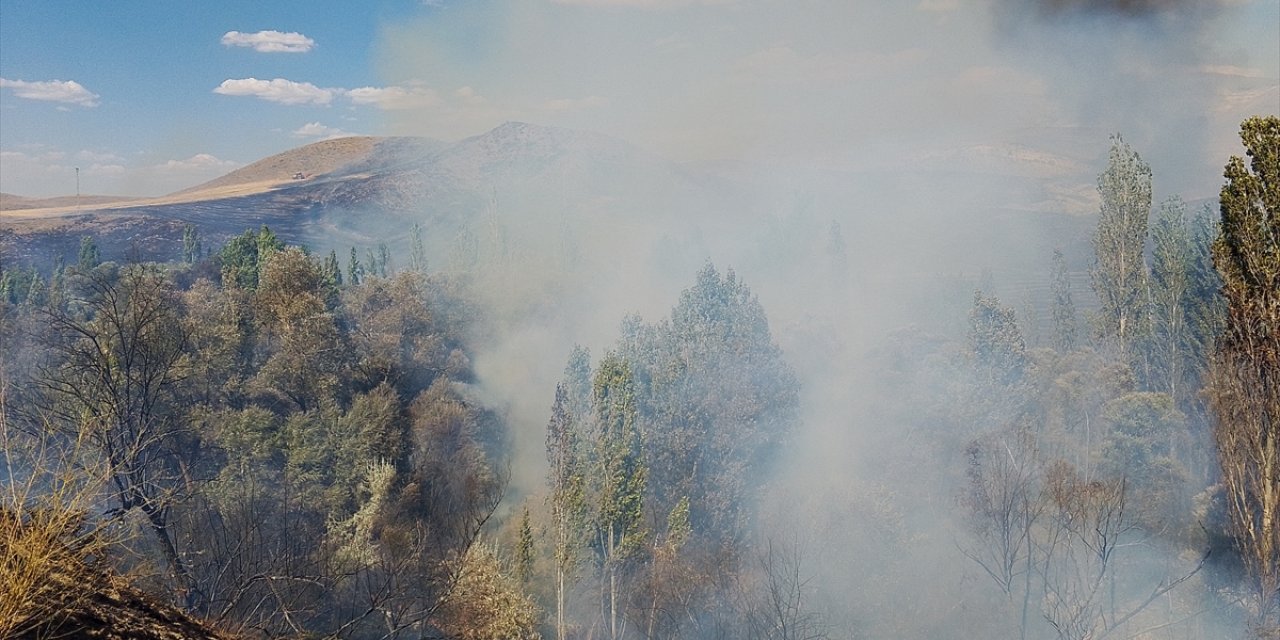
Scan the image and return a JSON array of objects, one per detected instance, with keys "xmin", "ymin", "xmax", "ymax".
[
  {"xmin": 1147, "ymin": 196, "xmax": 1193, "ymax": 400},
  {"xmin": 348, "ymin": 247, "xmax": 362, "ymax": 285},
  {"xmin": 78, "ymin": 235, "xmax": 100, "ymax": 271},
  {"xmin": 591, "ymin": 354, "xmax": 646, "ymax": 640},
  {"xmin": 1091, "ymin": 135, "xmax": 1152, "ymax": 356},
  {"xmin": 1209, "ymin": 115, "xmax": 1280, "ymax": 634},
  {"xmin": 1050, "ymin": 248, "xmax": 1078, "ymax": 353},
  {"xmin": 182, "ymin": 224, "xmax": 202, "ymax": 264},
  {"xmin": 410, "ymin": 223, "xmax": 428, "ymax": 274},
  {"xmin": 546, "ymin": 383, "xmax": 585, "ymax": 640}
]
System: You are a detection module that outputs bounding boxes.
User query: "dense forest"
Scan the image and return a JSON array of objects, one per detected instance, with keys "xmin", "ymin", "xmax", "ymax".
[{"xmin": 1, "ymin": 117, "xmax": 1277, "ymax": 639}]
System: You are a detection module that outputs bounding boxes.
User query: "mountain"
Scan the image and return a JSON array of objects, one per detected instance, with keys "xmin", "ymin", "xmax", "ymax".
[
  {"xmin": 0, "ymin": 123, "xmax": 730, "ymax": 268},
  {"xmin": 173, "ymin": 136, "xmax": 383, "ymax": 195}
]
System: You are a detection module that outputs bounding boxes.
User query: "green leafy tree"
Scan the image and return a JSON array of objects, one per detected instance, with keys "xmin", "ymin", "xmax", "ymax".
[
  {"xmin": 516, "ymin": 505, "xmax": 534, "ymax": 585},
  {"xmin": 1050, "ymin": 249, "xmax": 1078, "ymax": 353},
  {"xmin": 219, "ymin": 226, "xmax": 283, "ymax": 290},
  {"xmin": 620, "ymin": 264, "xmax": 798, "ymax": 544},
  {"xmin": 1145, "ymin": 196, "xmax": 1194, "ymax": 401},
  {"xmin": 182, "ymin": 224, "xmax": 202, "ymax": 264},
  {"xmin": 251, "ymin": 247, "xmax": 346, "ymax": 410},
  {"xmin": 1209, "ymin": 115, "xmax": 1280, "ymax": 634},
  {"xmin": 323, "ymin": 249, "xmax": 343, "ymax": 287},
  {"xmin": 1185, "ymin": 205, "xmax": 1226, "ymax": 394},
  {"xmin": 24, "ymin": 271, "xmax": 44, "ymax": 307},
  {"xmin": 547, "ymin": 382, "xmax": 586, "ymax": 640},
  {"xmin": 38, "ymin": 265, "xmax": 195, "ymax": 601},
  {"xmin": 410, "ymin": 223, "xmax": 428, "ymax": 274},
  {"xmin": 970, "ymin": 291, "xmax": 1028, "ymax": 387},
  {"xmin": 348, "ymin": 247, "xmax": 363, "ymax": 285},
  {"xmin": 1091, "ymin": 134, "xmax": 1152, "ymax": 356},
  {"xmin": 1098, "ymin": 392, "xmax": 1190, "ymax": 534},
  {"xmin": 77, "ymin": 236, "xmax": 100, "ymax": 271},
  {"xmin": 591, "ymin": 353, "xmax": 646, "ymax": 640}
]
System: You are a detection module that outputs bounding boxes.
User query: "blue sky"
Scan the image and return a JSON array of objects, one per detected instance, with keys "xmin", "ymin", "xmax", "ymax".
[{"xmin": 2, "ymin": 0, "xmax": 1277, "ymax": 197}]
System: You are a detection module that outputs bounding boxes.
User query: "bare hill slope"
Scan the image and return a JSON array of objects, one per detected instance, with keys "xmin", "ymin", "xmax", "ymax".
[{"xmin": 175, "ymin": 136, "xmax": 382, "ymax": 195}]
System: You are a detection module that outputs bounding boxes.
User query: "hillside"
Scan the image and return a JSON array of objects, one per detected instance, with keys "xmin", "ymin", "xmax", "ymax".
[
  {"xmin": 0, "ymin": 123, "xmax": 730, "ymax": 267},
  {"xmin": 0, "ymin": 192, "xmax": 143, "ymax": 212},
  {"xmin": 0, "ymin": 121, "xmax": 1101, "ymax": 295},
  {"xmin": 174, "ymin": 136, "xmax": 381, "ymax": 195}
]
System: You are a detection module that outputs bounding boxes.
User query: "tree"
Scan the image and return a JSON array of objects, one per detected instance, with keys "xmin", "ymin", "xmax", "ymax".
[
  {"xmin": 1186, "ymin": 204, "xmax": 1226, "ymax": 373},
  {"xmin": 547, "ymin": 383, "xmax": 586, "ymax": 640},
  {"xmin": 410, "ymin": 223, "xmax": 428, "ymax": 274},
  {"xmin": 516, "ymin": 505, "xmax": 534, "ymax": 585},
  {"xmin": 38, "ymin": 264, "xmax": 196, "ymax": 601},
  {"xmin": 250, "ymin": 247, "xmax": 346, "ymax": 411},
  {"xmin": 348, "ymin": 247, "xmax": 363, "ymax": 286},
  {"xmin": 219, "ymin": 226, "xmax": 283, "ymax": 290},
  {"xmin": 622, "ymin": 264, "xmax": 798, "ymax": 545},
  {"xmin": 592, "ymin": 353, "xmax": 647, "ymax": 640},
  {"xmin": 961, "ymin": 428, "xmax": 1044, "ymax": 640},
  {"xmin": 435, "ymin": 542, "xmax": 541, "ymax": 640},
  {"xmin": 1091, "ymin": 135, "xmax": 1152, "ymax": 357},
  {"xmin": 322, "ymin": 249, "xmax": 343, "ymax": 287},
  {"xmin": 78, "ymin": 235, "xmax": 101, "ymax": 271},
  {"xmin": 1050, "ymin": 249, "xmax": 1078, "ymax": 353},
  {"xmin": 970, "ymin": 291, "xmax": 1028, "ymax": 388},
  {"xmin": 182, "ymin": 224, "xmax": 203, "ymax": 264},
  {"xmin": 1146, "ymin": 196, "xmax": 1194, "ymax": 400},
  {"xmin": 1097, "ymin": 392, "xmax": 1189, "ymax": 534},
  {"xmin": 1209, "ymin": 115, "xmax": 1280, "ymax": 634}
]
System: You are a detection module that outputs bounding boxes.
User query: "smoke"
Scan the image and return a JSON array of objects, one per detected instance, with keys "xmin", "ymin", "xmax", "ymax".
[
  {"xmin": 362, "ymin": 1, "xmax": 1275, "ymax": 636},
  {"xmin": 1015, "ymin": 0, "xmax": 1226, "ymax": 18},
  {"xmin": 989, "ymin": 0, "xmax": 1272, "ymax": 197}
]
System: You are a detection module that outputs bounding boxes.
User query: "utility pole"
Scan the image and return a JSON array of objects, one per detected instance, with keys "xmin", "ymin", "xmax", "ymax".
[{"xmin": 75, "ymin": 166, "xmax": 80, "ymax": 211}]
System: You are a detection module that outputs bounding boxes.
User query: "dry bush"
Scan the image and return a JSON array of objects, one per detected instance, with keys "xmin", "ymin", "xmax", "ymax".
[{"xmin": 0, "ymin": 381, "xmax": 112, "ymax": 637}]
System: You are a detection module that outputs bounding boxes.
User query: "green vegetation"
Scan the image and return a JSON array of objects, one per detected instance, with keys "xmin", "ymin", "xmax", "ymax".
[{"xmin": 2, "ymin": 116, "xmax": 1279, "ymax": 639}]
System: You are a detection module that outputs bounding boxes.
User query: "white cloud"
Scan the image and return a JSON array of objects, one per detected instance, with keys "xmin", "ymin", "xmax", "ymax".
[
  {"xmin": 86, "ymin": 163, "xmax": 127, "ymax": 176},
  {"xmin": 346, "ymin": 84, "xmax": 441, "ymax": 109},
  {"xmin": 292, "ymin": 122, "xmax": 353, "ymax": 139},
  {"xmin": 0, "ymin": 78, "xmax": 99, "ymax": 107},
  {"xmin": 454, "ymin": 86, "xmax": 489, "ymax": 105},
  {"xmin": 1, "ymin": 146, "xmax": 243, "ymax": 197},
  {"xmin": 221, "ymin": 30, "xmax": 315, "ymax": 53},
  {"xmin": 214, "ymin": 77, "xmax": 337, "ymax": 105},
  {"xmin": 153, "ymin": 153, "xmax": 241, "ymax": 173},
  {"xmin": 76, "ymin": 149, "xmax": 126, "ymax": 164}
]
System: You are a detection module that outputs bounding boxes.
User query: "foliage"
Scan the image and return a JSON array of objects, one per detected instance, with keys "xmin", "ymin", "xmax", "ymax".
[
  {"xmin": 1050, "ymin": 249, "xmax": 1077, "ymax": 353},
  {"xmin": 1091, "ymin": 134, "xmax": 1152, "ymax": 356},
  {"xmin": 1210, "ymin": 115, "xmax": 1280, "ymax": 633},
  {"xmin": 435, "ymin": 542, "xmax": 542, "ymax": 640}
]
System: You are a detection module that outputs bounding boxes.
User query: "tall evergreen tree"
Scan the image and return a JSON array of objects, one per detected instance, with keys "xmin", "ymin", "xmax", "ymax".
[
  {"xmin": 1146, "ymin": 196, "xmax": 1193, "ymax": 400},
  {"xmin": 182, "ymin": 224, "xmax": 202, "ymax": 264},
  {"xmin": 1091, "ymin": 134, "xmax": 1152, "ymax": 357},
  {"xmin": 410, "ymin": 223, "xmax": 428, "ymax": 274},
  {"xmin": 322, "ymin": 250, "xmax": 343, "ymax": 287},
  {"xmin": 591, "ymin": 353, "xmax": 646, "ymax": 640},
  {"xmin": 1185, "ymin": 204, "xmax": 1226, "ymax": 397},
  {"xmin": 1209, "ymin": 115, "xmax": 1280, "ymax": 634},
  {"xmin": 970, "ymin": 291, "xmax": 1028, "ymax": 387},
  {"xmin": 348, "ymin": 247, "xmax": 362, "ymax": 286},
  {"xmin": 546, "ymin": 382, "xmax": 586, "ymax": 640},
  {"xmin": 78, "ymin": 235, "xmax": 100, "ymax": 271},
  {"xmin": 1050, "ymin": 248, "xmax": 1078, "ymax": 353}
]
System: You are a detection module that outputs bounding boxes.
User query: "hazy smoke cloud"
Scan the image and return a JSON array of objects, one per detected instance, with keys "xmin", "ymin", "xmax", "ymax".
[{"xmin": 1020, "ymin": 0, "xmax": 1225, "ymax": 17}]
